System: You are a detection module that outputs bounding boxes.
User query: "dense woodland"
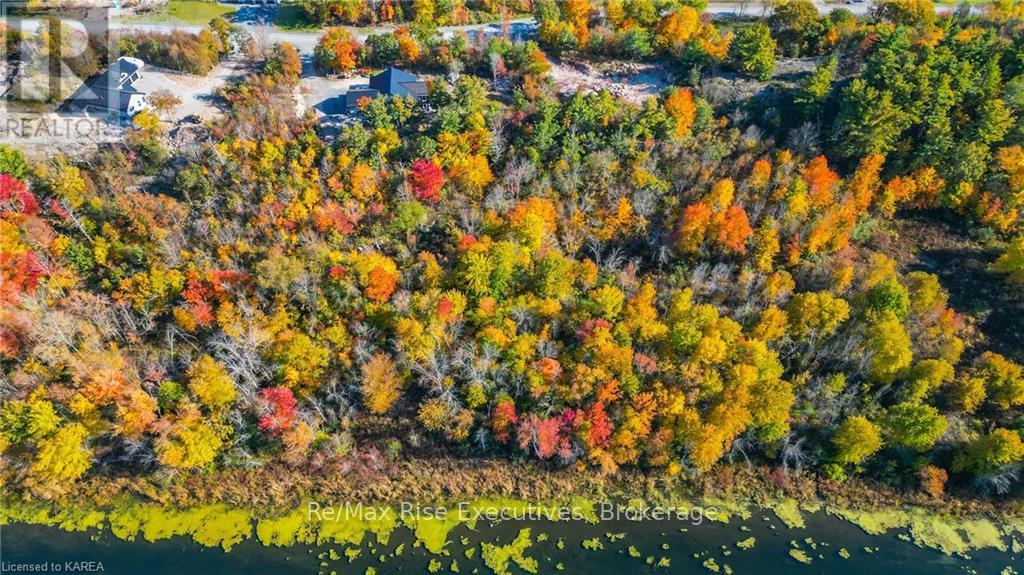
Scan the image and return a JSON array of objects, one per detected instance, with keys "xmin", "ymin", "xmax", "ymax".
[{"xmin": 3, "ymin": 0, "xmax": 1024, "ymax": 508}]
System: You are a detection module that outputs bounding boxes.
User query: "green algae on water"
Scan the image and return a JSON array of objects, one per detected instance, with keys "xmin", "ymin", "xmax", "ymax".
[
  {"xmin": 480, "ymin": 528, "xmax": 538, "ymax": 575},
  {"xmin": 830, "ymin": 506, "xmax": 1008, "ymax": 557},
  {"xmin": 788, "ymin": 548, "xmax": 812, "ymax": 564},
  {"xmin": 410, "ymin": 514, "xmax": 463, "ymax": 554},
  {"xmin": 771, "ymin": 499, "xmax": 805, "ymax": 529}
]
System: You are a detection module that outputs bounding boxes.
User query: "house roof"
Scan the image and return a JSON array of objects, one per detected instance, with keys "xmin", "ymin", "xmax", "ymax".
[
  {"xmin": 368, "ymin": 67, "xmax": 428, "ymax": 99},
  {"xmin": 100, "ymin": 57, "xmax": 144, "ymax": 89},
  {"xmin": 62, "ymin": 57, "xmax": 146, "ymax": 114},
  {"xmin": 65, "ymin": 83, "xmax": 144, "ymax": 114}
]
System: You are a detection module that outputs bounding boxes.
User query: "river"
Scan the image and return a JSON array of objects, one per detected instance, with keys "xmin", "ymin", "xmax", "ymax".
[{"xmin": 2, "ymin": 507, "xmax": 1020, "ymax": 574}]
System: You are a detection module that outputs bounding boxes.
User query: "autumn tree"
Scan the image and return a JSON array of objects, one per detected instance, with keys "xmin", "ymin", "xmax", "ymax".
[
  {"xmin": 315, "ymin": 27, "xmax": 363, "ymax": 74},
  {"xmin": 187, "ymin": 355, "xmax": 237, "ymax": 412},
  {"xmin": 408, "ymin": 158, "xmax": 445, "ymax": 203},
  {"xmin": 157, "ymin": 419, "xmax": 224, "ymax": 470},
  {"xmin": 394, "ymin": 26, "xmax": 421, "ymax": 63},
  {"xmin": 863, "ymin": 313, "xmax": 913, "ymax": 384},
  {"xmin": 728, "ymin": 23, "xmax": 776, "ymax": 81},
  {"xmin": 902, "ymin": 359, "xmax": 954, "ymax": 403},
  {"xmin": 954, "ymin": 428, "xmax": 1024, "ymax": 475},
  {"xmin": 0, "ymin": 393, "xmax": 60, "ymax": 446},
  {"xmin": 362, "ymin": 353, "xmax": 403, "ymax": 414},
  {"xmin": 880, "ymin": 403, "xmax": 947, "ymax": 452},
  {"xmin": 873, "ymin": 0, "xmax": 936, "ymax": 26},
  {"xmin": 27, "ymin": 423, "xmax": 92, "ymax": 497},
  {"xmin": 992, "ymin": 235, "xmax": 1024, "ymax": 286},
  {"xmin": 259, "ymin": 387, "xmax": 298, "ymax": 436},
  {"xmin": 972, "ymin": 352, "xmax": 1024, "ymax": 409},
  {"xmin": 918, "ymin": 465, "xmax": 948, "ymax": 498},
  {"xmin": 148, "ymin": 89, "xmax": 182, "ymax": 119},
  {"xmin": 832, "ymin": 415, "xmax": 882, "ymax": 465},
  {"xmin": 716, "ymin": 204, "xmax": 753, "ymax": 254},
  {"xmin": 267, "ymin": 42, "xmax": 302, "ymax": 84},
  {"xmin": 785, "ymin": 291, "xmax": 850, "ymax": 340},
  {"xmin": 662, "ymin": 88, "xmax": 697, "ymax": 139},
  {"xmin": 948, "ymin": 375, "xmax": 987, "ymax": 414},
  {"xmin": 653, "ymin": 7, "xmax": 700, "ymax": 53}
]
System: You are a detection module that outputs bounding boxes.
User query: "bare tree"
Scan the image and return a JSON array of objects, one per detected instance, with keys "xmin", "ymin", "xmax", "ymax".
[
  {"xmin": 367, "ymin": 0, "xmax": 383, "ymax": 24},
  {"xmin": 249, "ymin": 25, "xmax": 275, "ymax": 60},
  {"xmin": 208, "ymin": 326, "xmax": 271, "ymax": 406},
  {"xmin": 975, "ymin": 466, "xmax": 1021, "ymax": 496},
  {"xmin": 780, "ymin": 433, "xmax": 809, "ymax": 472},
  {"xmin": 148, "ymin": 89, "xmax": 182, "ymax": 120}
]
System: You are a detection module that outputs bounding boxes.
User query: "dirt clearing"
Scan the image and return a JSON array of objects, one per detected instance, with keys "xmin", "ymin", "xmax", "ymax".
[{"xmin": 549, "ymin": 59, "xmax": 674, "ymax": 104}]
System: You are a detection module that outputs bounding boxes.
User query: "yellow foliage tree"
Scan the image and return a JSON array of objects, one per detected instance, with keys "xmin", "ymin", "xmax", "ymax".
[
  {"xmin": 362, "ymin": 353, "xmax": 403, "ymax": 414},
  {"xmin": 187, "ymin": 355, "xmax": 237, "ymax": 412},
  {"xmin": 27, "ymin": 423, "xmax": 92, "ymax": 496}
]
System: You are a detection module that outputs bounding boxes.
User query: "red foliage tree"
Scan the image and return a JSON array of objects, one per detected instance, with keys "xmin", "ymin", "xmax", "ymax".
[
  {"xmin": 407, "ymin": 159, "xmax": 445, "ymax": 203},
  {"xmin": 586, "ymin": 401, "xmax": 613, "ymax": 449},
  {"xmin": 533, "ymin": 416, "xmax": 563, "ymax": 459},
  {"xmin": 181, "ymin": 272, "xmax": 214, "ymax": 326},
  {"xmin": 0, "ymin": 174, "xmax": 38, "ymax": 215},
  {"xmin": 491, "ymin": 398, "xmax": 518, "ymax": 443},
  {"xmin": 258, "ymin": 387, "xmax": 298, "ymax": 436},
  {"xmin": 0, "ymin": 252, "xmax": 47, "ymax": 303},
  {"xmin": 517, "ymin": 414, "xmax": 565, "ymax": 459}
]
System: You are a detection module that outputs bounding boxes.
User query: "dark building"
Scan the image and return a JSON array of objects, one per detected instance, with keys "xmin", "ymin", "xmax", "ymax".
[
  {"xmin": 60, "ymin": 57, "xmax": 149, "ymax": 119},
  {"xmin": 343, "ymin": 67, "xmax": 429, "ymax": 109}
]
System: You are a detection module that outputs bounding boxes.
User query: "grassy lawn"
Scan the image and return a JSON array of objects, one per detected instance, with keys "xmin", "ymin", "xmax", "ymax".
[
  {"xmin": 121, "ymin": 1, "xmax": 236, "ymax": 26},
  {"xmin": 273, "ymin": 3, "xmax": 320, "ymax": 31}
]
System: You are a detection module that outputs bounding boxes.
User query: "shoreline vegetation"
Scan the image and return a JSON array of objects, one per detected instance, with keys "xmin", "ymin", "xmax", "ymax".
[{"xmin": 2, "ymin": 461, "xmax": 1022, "ymax": 559}]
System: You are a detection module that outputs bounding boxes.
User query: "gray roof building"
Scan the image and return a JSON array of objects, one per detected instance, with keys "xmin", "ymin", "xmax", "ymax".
[
  {"xmin": 342, "ymin": 67, "xmax": 429, "ymax": 109},
  {"xmin": 61, "ymin": 57, "xmax": 149, "ymax": 118},
  {"xmin": 368, "ymin": 67, "xmax": 429, "ymax": 100}
]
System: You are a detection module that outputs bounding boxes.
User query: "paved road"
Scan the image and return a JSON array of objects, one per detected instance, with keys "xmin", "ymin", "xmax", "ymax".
[
  {"xmin": 2, "ymin": 12, "xmax": 536, "ymax": 53},
  {"xmin": 706, "ymin": 1, "xmax": 874, "ymax": 16},
  {"xmin": 5, "ymin": 1, "xmax": 976, "ymax": 54}
]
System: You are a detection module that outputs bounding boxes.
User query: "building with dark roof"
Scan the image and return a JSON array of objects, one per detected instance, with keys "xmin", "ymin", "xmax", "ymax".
[
  {"xmin": 342, "ymin": 67, "xmax": 429, "ymax": 109},
  {"xmin": 60, "ymin": 57, "xmax": 149, "ymax": 119}
]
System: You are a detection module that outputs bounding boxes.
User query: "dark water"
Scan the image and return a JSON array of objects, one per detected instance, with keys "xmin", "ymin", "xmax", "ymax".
[{"xmin": 1, "ymin": 511, "xmax": 1019, "ymax": 574}]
